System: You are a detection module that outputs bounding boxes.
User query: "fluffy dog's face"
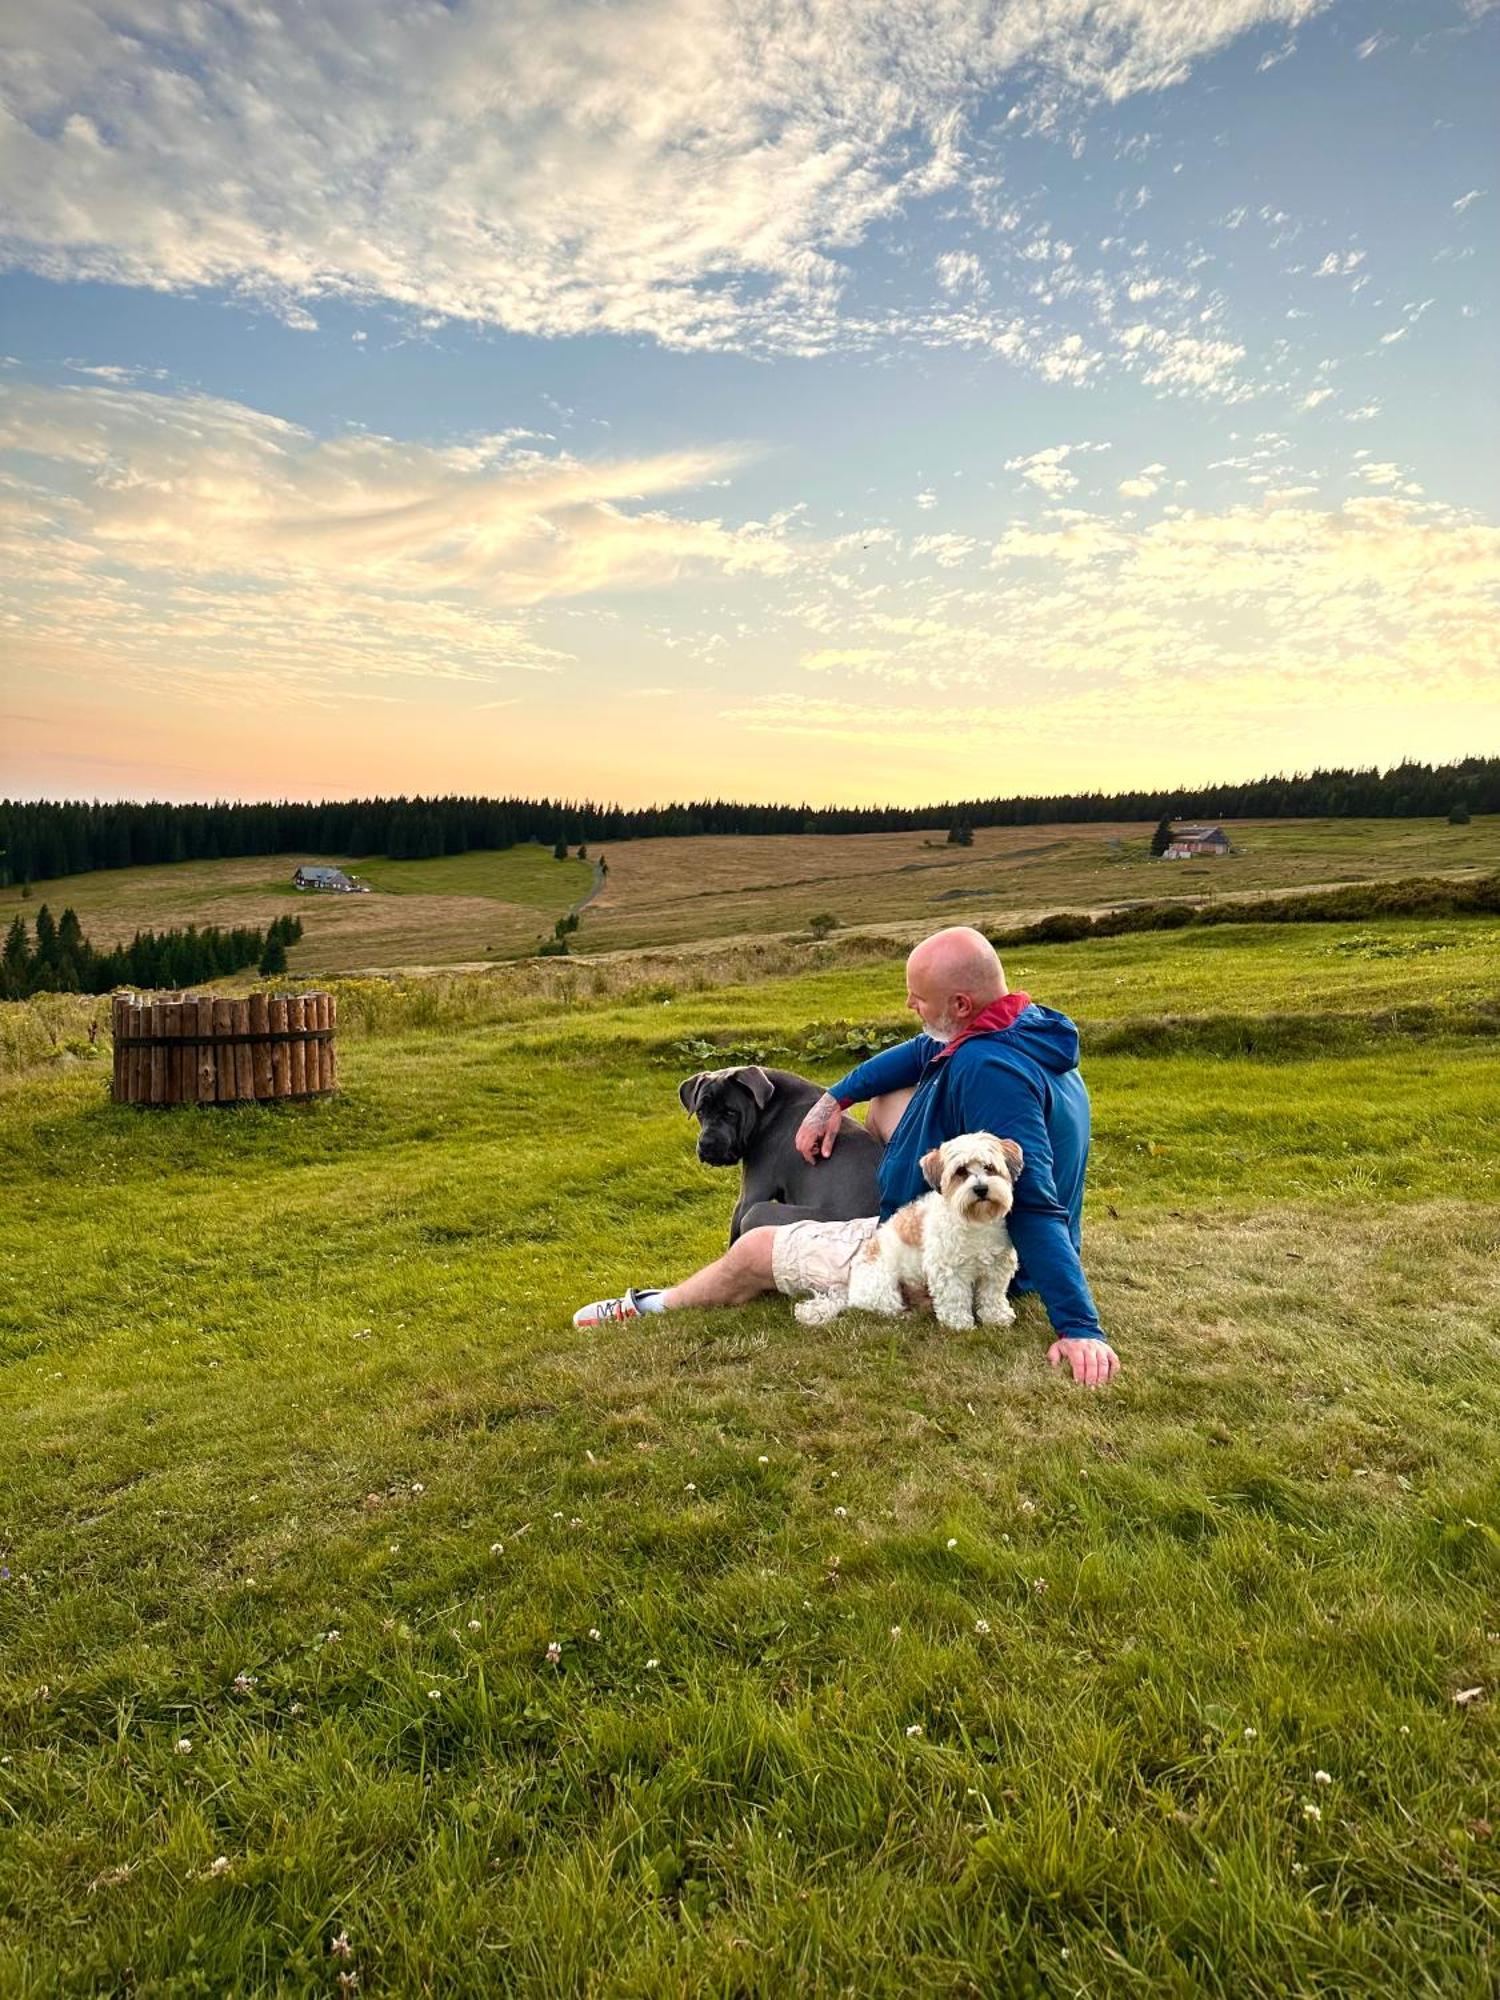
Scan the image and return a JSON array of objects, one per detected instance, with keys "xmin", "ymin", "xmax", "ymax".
[
  {"xmin": 919, "ymin": 1132, "xmax": 1023, "ymax": 1223},
  {"xmin": 678, "ymin": 1066, "xmax": 775, "ymax": 1167}
]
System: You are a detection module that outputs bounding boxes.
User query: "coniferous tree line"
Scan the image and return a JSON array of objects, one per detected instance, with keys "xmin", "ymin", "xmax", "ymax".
[
  {"xmin": 0, "ymin": 757, "xmax": 1494, "ymax": 889},
  {"xmin": 1, "ymin": 908, "xmax": 303, "ymax": 998}
]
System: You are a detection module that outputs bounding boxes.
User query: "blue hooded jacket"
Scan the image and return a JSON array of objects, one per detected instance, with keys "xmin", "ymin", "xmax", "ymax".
[{"xmin": 828, "ymin": 1004, "xmax": 1105, "ymax": 1344}]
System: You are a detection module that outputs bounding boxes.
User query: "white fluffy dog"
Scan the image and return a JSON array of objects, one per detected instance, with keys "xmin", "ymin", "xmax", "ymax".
[{"xmin": 795, "ymin": 1132, "xmax": 1023, "ymax": 1332}]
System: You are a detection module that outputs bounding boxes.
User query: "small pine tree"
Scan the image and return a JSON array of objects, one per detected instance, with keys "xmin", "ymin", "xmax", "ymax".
[
  {"xmin": 552, "ymin": 838, "xmax": 568, "ymax": 860},
  {"xmin": 576, "ymin": 844, "xmax": 588, "ymax": 860},
  {"xmin": 1150, "ymin": 817, "xmax": 1174, "ymax": 857},
  {"xmin": 807, "ymin": 913, "xmax": 839, "ymax": 939},
  {"xmin": 946, "ymin": 822, "xmax": 973, "ymax": 848},
  {"xmin": 259, "ymin": 934, "xmax": 288, "ymax": 976},
  {"xmin": 1448, "ymin": 800, "xmax": 1471, "ymax": 825}
]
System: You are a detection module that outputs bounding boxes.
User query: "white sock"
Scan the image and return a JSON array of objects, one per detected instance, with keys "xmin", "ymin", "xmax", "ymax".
[{"xmin": 634, "ymin": 1288, "xmax": 669, "ymax": 1313}]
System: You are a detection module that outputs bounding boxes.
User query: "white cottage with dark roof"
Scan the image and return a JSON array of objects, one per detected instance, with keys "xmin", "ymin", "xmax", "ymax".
[
  {"xmin": 1162, "ymin": 825, "xmax": 1233, "ymax": 859},
  {"xmin": 292, "ymin": 865, "xmax": 368, "ymax": 892}
]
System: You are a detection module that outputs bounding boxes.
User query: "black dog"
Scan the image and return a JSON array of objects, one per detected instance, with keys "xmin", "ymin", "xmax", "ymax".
[{"xmin": 678, "ymin": 1065, "xmax": 884, "ymax": 1244}]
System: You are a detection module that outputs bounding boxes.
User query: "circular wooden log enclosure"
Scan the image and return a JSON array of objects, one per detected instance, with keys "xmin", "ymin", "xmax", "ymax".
[{"xmin": 111, "ymin": 992, "xmax": 338, "ymax": 1107}]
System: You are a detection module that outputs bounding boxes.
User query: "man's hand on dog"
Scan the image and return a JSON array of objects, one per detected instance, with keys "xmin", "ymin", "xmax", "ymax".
[
  {"xmin": 1048, "ymin": 1337, "xmax": 1121, "ymax": 1387},
  {"xmin": 794, "ymin": 1091, "xmax": 844, "ymax": 1163}
]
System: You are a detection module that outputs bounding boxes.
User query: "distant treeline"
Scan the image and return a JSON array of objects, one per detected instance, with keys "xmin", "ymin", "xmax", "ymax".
[
  {"xmin": 1, "ymin": 757, "xmax": 1495, "ymax": 887},
  {"xmin": 1, "ymin": 908, "xmax": 303, "ymax": 997}
]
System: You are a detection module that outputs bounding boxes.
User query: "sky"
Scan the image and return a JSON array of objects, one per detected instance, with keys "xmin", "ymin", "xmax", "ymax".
[{"xmin": 0, "ymin": 0, "xmax": 1496, "ymax": 810}]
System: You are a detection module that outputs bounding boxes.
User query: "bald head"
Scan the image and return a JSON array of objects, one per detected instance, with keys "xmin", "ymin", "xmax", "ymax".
[{"xmin": 904, "ymin": 927, "xmax": 1005, "ymax": 1040}]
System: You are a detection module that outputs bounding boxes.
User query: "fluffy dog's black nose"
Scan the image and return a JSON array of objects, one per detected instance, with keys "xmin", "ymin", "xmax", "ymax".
[{"xmin": 972, "ymin": 1180, "xmax": 989, "ymax": 1198}]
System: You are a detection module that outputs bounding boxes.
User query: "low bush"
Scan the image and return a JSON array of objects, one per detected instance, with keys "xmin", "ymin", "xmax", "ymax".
[{"xmin": 991, "ymin": 873, "xmax": 1500, "ymax": 950}]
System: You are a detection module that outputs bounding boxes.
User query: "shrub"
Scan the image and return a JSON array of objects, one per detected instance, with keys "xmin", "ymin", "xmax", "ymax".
[
  {"xmin": 807, "ymin": 913, "xmax": 839, "ymax": 940},
  {"xmin": 988, "ymin": 873, "xmax": 1500, "ymax": 952}
]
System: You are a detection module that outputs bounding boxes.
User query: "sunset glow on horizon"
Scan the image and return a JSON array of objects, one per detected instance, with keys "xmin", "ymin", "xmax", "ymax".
[{"xmin": 1, "ymin": 2, "xmax": 1496, "ymax": 810}]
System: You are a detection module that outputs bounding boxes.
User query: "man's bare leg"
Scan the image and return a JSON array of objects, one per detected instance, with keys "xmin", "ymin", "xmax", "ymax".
[
  {"xmin": 661, "ymin": 1225, "xmax": 779, "ymax": 1310},
  {"xmin": 864, "ymin": 1086, "xmax": 916, "ymax": 1147}
]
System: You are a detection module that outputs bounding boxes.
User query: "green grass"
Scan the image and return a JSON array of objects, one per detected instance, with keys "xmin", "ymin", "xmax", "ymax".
[
  {"xmin": 3, "ymin": 922, "xmax": 1499, "ymax": 1995},
  {"xmin": 352, "ymin": 847, "xmax": 593, "ymax": 906}
]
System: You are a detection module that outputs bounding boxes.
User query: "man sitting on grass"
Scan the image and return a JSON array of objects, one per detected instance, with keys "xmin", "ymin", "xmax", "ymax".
[{"xmin": 574, "ymin": 925, "xmax": 1120, "ymax": 1387}]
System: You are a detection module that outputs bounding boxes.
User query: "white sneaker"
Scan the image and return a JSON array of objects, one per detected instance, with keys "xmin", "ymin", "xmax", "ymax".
[{"xmin": 572, "ymin": 1287, "xmax": 662, "ymax": 1328}]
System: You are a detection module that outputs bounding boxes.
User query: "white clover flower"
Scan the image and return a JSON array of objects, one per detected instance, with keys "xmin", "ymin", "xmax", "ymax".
[
  {"xmin": 389, "ymin": 1543, "xmax": 400, "ymax": 1554},
  {"xmin": 1033, "ymin": 1578, "xmax": 1048, "ymax": 1594},
  {"xmin": 545, "ymin": 1642, "xmax": 562, "ymax": 1664},
  {"xmin": 588, "ymin": 1628, "xmax": 601, "ymax": 1641},
  {"xmin": 974, "ymin": 1619, "xmax": 991, "ymax": 1636},
  {"xmin": 833, "ymin": 1506, "xmax": 847, "ymax": 1519},
  {"xmin": 568, "ymin": 1517, "xmax": 583, "ymax": 1529},
  {"xmin": 324, "ymin": 1630, "xmax": 341, "ymax": 1645},
  {"xmin": 289, "ymin": 1702, "xmax": 305, "ymax": 1716},
  {"xmin": 905, "ymin": 1724, "xmax": 923, "ymax": 1738},
  {"xmin": 685, "ymin": 1483, "xmax": 696, "ymax": 1493},
  {"xmin": 1303, "ymin": 1803, "xmax": 1322, "ymax": 1822},
  {"xmin": 1244, "ymin": 1727, "xmax": 1258, "ymax": 1740},
  {"xmin": 645, "ymin": 1657, "xmax": 660, "ymax": 1670},
  {"xmin": 232, "ymin": 1672, "xmax": 257, "ymax": 1693},
  {"xmin": 174, "ymin": 1738, "xmax": 193, "ymax": 1755},
  {"xmin": 1314, "ymin": 1769, "xmax": 1332, "ymax": 1786},
  {"xmin": 490, "ymin": 1542, "xmax": 504, "ymax": 1555},
  {"xmin": 758, "ymin": 1455, "xmax": 769, "ymax": 1465},
  {"xmin": 889, "ymin": 1625, "xmax": 902, "ymax": 1639},
  {"xmin": 946, "ymin": 1538, "xmax": 958, "ymax": 1550},
  {"xmin": 330, "ymin": 1931, "xmax": 353, "ymax": 1961},
  {"xmin": 427, "ymin": 1689, "xmax": 441, "ymax": 1701},
  {"xmin": 467, "ymin": 1619, "xmax": 481, "ymax": 1632},
  {"xmin": 1019, "ymin": 1499, "xmax": 1036, "ymax": 1514},
  {"xmin": 411, "ymin": 1483, "xmax": 424, "ymax": 1494},
  {"xmin": 208, "ymin": 1856, "xmax": 231, "ymax": 1876}
]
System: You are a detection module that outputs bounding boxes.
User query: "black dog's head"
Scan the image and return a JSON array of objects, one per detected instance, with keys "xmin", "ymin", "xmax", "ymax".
[{"xmin": 678, "ymin": 1066, "xmax": 776, "ymax": 1167}]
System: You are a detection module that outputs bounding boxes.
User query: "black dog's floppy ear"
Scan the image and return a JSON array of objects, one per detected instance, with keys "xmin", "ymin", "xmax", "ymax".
[
  {"xmin": 737, "ymin": 1065, "xmax": 776, "ymax": 1110},
  {"xmin": 920, "ymin": 1146, "xmax": 945, "ymax": 1189},
  {"xmin": 678, "ymin": 1072, "xmax": 710, "ymax": 1115},
  {"xmin": 998, "ymin": 1138, "xmax": 1024, "ymax": 1180}
]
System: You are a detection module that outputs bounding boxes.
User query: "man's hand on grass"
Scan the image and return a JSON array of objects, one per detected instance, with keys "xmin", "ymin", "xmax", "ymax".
[
  {"xmin": 1047, "ymin": 1338, "xmax": 1121, "ymax": 1388},
  {"xmin": 794, "ymin": 1091, "xmax": 844, "ymax": 1164}
]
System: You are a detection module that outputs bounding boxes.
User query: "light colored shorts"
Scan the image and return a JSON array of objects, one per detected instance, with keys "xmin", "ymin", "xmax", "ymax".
[{"xmin": 771, "ymin": 1215, "xmax": 879, "ymax": 1298}]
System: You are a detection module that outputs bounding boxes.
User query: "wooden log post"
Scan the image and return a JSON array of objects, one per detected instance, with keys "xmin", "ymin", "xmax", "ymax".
[
  {"xmin": 233, "ymin": 997, "xmax": 255, "ymax": 1102},
  {"xmin": 168, "ymin": 996, "xmax": 183, "ymax": 1103},
  {"xmin": 324, "ymin": 992, "xmax": 338, "ymax": 1094},
  {"xmin": 125, "ymin": 999, "xmax": 142, "ymax": 1104},
  {"xmin": 148, "ymin": 1001, "xmax": 164, "ymax": 1105},
  {"xmin": 249, "ymin": 993, "xmax": 273, "ymax": 1100},
  {"xmin": 269, "ymin": 996, "xmax": 291, "ymax": 1098},
  {"xmin": 211, "ymin": 996, "xmax": 235, "ymax": 1104},
  {"xmin": 195, "ymin": 994, "xmax": 216, "ymax": 1104},
  {"xmin": 288, "ymin": 994, "xmax": 307, "ymax": 1097}
]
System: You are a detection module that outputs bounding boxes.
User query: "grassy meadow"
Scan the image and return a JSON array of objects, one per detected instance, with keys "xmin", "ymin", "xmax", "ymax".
[
  {"xmin": 3, "ymin": 912, "xmax": 1499, "ymax": 1995},
  {"xmin": 0, "ymin": 847, "xmax": 596, "ymax": 973},
  {"xmin": 3, "ymin": 816, "xmax": 1496, "ymax": 973}
]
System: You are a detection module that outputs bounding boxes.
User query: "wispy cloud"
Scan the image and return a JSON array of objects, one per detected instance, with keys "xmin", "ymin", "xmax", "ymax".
[
  {"xmin": 0, "ymin": 0, "xmax": 1327, "ymax": 356},
  {"xmin": 1004, "ymin": 442, "xmax": 1110, "ymax": 496},
  {"xmin": 0, "ymin": 381, "xmax": 800, "ymax": 704}
]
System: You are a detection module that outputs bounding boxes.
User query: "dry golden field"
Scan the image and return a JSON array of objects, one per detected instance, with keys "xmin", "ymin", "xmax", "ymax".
[
  {"xmin": 576, "ymin": 813, "xmax": 1500, "ymax": 954},
  {"xmin": 4, "ymin": 816, "xmax": 1495, "ymax": 972}
]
